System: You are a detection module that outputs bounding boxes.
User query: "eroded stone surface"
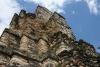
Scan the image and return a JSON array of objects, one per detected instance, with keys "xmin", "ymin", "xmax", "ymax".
[
  {"xmin": 42, "ymin": 58, "xmax": 59, "ymax": 67},
  {"xmin": 0, "ymin": 5, "xmax": 100, "ymax": 67}
]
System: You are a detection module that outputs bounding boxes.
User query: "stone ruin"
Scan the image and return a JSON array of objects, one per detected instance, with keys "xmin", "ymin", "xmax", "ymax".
[{"xmin": 0, "ymin": 5, "xmax": 100, "ymax": 67}]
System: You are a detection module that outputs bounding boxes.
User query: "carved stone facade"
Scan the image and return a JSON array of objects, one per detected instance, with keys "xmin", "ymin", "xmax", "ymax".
[{"xmin": 0, "ymin": 6, "xmax": 100, "ymax": 67}]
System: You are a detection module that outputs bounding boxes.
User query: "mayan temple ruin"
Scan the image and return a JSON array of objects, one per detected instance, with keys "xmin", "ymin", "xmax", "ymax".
[{"xmin": 0, "ymin": 6, "xmax": 100, "ymax": 67}]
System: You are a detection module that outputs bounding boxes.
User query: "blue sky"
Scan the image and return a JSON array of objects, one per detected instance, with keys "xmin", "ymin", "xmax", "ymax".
[{"xmin": 0, "ymin": 0, "xmax": 100, "ymax": 53}]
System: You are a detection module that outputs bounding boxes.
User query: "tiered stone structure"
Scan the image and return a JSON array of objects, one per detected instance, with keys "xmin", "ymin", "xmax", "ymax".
[{"xmin": 0, "ymin": 6, "xmax": 100, "ymax": 67}]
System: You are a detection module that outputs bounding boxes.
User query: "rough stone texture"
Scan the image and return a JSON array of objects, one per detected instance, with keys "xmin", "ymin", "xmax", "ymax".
[{"xmin": 0, "ymin": 5, "xmax": 100, "ymax": 67}]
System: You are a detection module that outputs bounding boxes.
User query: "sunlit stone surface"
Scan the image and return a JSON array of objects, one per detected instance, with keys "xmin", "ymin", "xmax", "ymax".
[{"xmin": 0, "ymin": 5, "xmax": 100, "ymax": 67}]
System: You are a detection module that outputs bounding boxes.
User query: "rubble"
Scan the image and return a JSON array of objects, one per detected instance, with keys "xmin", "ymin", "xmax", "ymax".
[{"xmin": 0, "ymin": 5, "xmax": 100, "ymax": 67}]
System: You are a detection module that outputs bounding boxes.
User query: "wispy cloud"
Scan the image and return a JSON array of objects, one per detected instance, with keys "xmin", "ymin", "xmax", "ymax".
[
  {"xmin": 0, "ymin": 0, "xmax": 21, "ymax": 35},
  {"xmin": 24, "ymin": 0, "xmax": 100, "ymax": 15},
  {"xmin": 84, "ymin": 0, "xmax": 99, "ymax": 15},
  {"xmin": 24, "ymin": 0, "xmax": 81, "ymax": 13}
]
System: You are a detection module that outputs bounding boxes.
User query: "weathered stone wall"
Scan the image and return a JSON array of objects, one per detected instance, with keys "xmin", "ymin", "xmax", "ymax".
[{"xmin": 0, "ymin": 5, "xmax": 100, "ymax": 67}]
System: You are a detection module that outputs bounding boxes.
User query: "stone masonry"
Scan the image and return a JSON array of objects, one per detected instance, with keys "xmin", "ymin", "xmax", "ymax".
[{"xmin": 0, "ymin": 5, "xmax": 100, "ymax": 67}]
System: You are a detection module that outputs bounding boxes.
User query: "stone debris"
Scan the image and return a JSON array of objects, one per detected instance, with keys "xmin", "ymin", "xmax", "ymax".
[{"xmin": 0, "ymin": 5, "xmax": 100, "ymax": 67}]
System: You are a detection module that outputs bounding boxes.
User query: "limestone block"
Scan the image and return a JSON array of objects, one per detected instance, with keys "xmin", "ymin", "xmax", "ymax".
[
  {"xmin": 27, "ymin": 39, "xmax": 49, "ymax": 61},
  {"xmin": 0, "ymin": 53, "xmax": 10, "ymax": 66},
  {"xmin": 46, "ymin": 12, "xmax": 75, "ymax": 40},
  {"xmin": 35, "ymin": 5, "xmax": 52, "ymax": 23},
  {"xmin": 20, "ymin": 36, "xmax": 48, "ymax": 61},
  {"xmin": 10, "ymin": 13, "xmax": 19, "ymax": 29},
  {"xmin": 0, "ymin": 29, "xmax": 20, "ymax": 48},
  {"xmin": 20, "ymin": 35, "xmax": 29, "ymax": 50},
  {"xmin": 0, "ymin": 44, "xmax": 13, "ymax": 55},
  {"xmin": 41, "ymin": 58, "xmax": 59, "ymax": 67},
  {"xmin": 79, "ymin": 39, "xmax": 96, "ymax": 56},
  {"xmin": 0, "ymin": 41, "xmax": 7, "ymax": 46},
  {"xmin": 28, "ymin": 60, "xmax": 41, "ymax": 67},
  {"xmin": 56, "ymin": 42, "xmax": 73, "ymax": 56},
  {"xmin": 46, "ymin": 12, "xmax": 66, "ymax": 27},
  {"xmin": 9, "ymin": 55, "xmax": 28, "ymax": 67},
  {"xmin": 20, "ymin": 35, "xmax": 37, "ymax": 51},
  {"xmin": 37, "ymin": 39, "xmax": 48, "ymax": 54}
]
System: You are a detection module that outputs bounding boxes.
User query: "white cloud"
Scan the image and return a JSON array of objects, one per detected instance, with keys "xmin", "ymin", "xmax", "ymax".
[
  {"xmin": 84, "ymin": 0, "xmax": 99, "ymax": 15},
  {"xmin": 24, "ymin": 0, "xmax": 100, "ymax": 15},
  {"xmin": 24, "ymin": 0, "xmax": 77, "ymax": 13},
  {"xmin": 0, "ymin": 0, "xmax": 21, "ymax": 35}
]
